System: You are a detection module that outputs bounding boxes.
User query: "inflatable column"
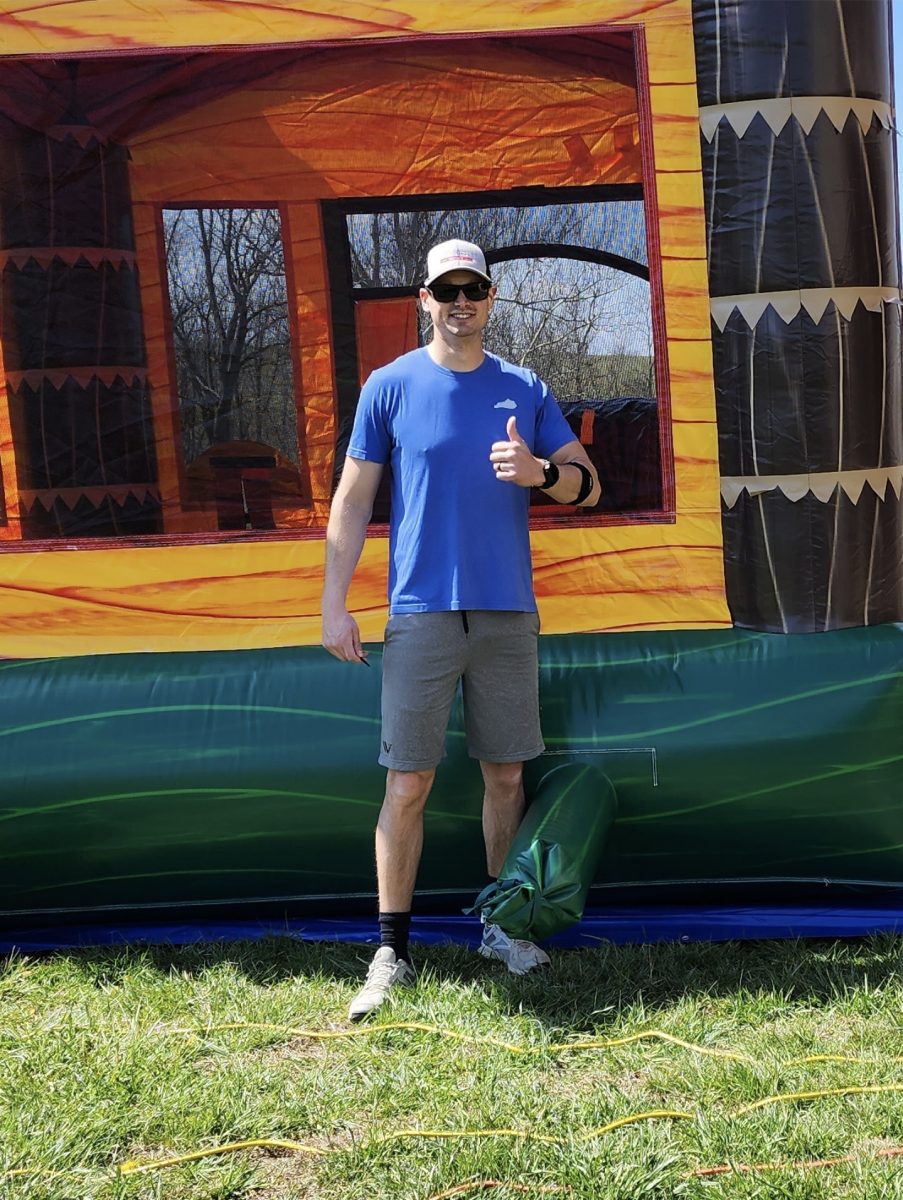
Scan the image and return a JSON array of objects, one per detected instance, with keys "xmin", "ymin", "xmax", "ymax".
[
  {"xmin": 692, "ymin": 0, "xmax": 903, "ymax": 631},
  {"xmin": 0, "ymin": 66, "xmax": 160, "ymax": 539}
]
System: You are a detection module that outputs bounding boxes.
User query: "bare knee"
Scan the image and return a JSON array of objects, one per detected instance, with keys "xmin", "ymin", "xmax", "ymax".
[
  {"xmin": 480, "ymin": 760, "xmax": 524, "ymax": 799},
  {"xmin": 383, "ymin": 768, "xmax": 435, "ymax": 815}
]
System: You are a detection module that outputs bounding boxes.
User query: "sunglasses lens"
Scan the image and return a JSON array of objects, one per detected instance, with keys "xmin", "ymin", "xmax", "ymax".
[
  {"xmin": 467, "ymin": 282, "xmax": 491, "ymax": 300},
  {"xmin": 430, "ymin": 281, "xmax": 490, "ymax": 302}
]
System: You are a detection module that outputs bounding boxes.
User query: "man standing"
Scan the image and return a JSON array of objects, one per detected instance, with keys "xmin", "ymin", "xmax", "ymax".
[{"xmin": 321, "ymin": 239, "xmax": 600, "ymax": 1020}]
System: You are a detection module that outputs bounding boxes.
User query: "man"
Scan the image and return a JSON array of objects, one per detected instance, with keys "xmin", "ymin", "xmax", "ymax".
[{"xmin": 321, "ymin": 238, "xmax": 600, "ymax": 1021}]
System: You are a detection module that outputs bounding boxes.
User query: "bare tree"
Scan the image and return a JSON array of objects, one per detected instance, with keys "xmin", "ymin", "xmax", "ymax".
[
  {"xmin": 486, "ymin": 256, "xmax": 653, "ymax": 404},
  {"xmin": 346, "ymin": 200, "xmax": 654, "ymax": 405},
  {"xmin": 347, "ymin": 210, "xmax": 455, "ymax": 288},
  {"xmin": 163, "ymin": 208, "xmax": 299, "ymax": 464}
]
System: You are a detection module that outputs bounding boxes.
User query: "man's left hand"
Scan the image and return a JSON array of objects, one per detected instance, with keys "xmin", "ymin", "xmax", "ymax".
[{"xmin": 489, "ymin": 416, "xmax": 543, "ymax": 487}]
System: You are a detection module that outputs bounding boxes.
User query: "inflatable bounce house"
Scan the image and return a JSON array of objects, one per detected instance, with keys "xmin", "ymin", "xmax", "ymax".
[{"xmin": 0, "ymin": 0, "xmax": 901, "ymax": 943}]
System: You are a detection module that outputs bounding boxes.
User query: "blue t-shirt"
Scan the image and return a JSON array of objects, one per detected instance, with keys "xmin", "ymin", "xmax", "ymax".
[{"xmin": 347, "ymin": 347, "xmax": 575, "ymax": 613}]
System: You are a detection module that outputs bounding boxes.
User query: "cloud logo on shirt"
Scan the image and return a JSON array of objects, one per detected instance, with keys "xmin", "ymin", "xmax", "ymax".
[{"xmin": 494, "ymin": 399, "xmax": 517, "ymax": 410}]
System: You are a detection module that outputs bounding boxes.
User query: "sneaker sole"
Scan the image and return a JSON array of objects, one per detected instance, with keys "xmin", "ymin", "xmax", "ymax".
[{"xmin": 347, "ymin": 972, "xmax": 416, "ymax": 1022}]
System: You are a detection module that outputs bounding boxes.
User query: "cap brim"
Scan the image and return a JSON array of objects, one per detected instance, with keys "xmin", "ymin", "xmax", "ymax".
[{"xmin": 423, "ymin": 266, "xmax": 492, "ymax": 287}]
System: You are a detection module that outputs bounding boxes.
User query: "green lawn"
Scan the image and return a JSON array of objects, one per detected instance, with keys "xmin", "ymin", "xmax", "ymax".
[{"xmin": 4, "ymin": 934, "xmax": 903, "ymax": 1198}]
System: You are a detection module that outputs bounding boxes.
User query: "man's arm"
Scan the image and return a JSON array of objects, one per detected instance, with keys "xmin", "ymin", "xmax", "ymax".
[
  {"xmin": 490, "ymin": 418, "xmax": 601, "ymax": 507},
  {"xmin": 321, "ymin": 456, "xmax": 384, "ymax": 663},
  {"xmin": 546, "ymin": 438, "xmax": 601, "ymax": 508}
]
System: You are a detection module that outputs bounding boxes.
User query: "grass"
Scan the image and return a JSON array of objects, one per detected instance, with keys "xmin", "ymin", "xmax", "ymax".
[{"xmin": 4, "ymin": 935, "xmax": 903, "ymax": 1198}]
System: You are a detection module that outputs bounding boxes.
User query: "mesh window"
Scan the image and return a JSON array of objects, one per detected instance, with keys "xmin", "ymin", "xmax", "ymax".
[
  {"xmin": 430, "ymin": 256, "xmax": 654, "ymax": 407},
  {"xmin": 343, "ymin": 196, "xmax": 661, "ymax": 515},
  {"xmin": 347, "ymin": 201, "xmax": 647, "ymax": 288},
  {"xmin": 163, "ymin": 208, "xmax": 300, "ymax": 467}
]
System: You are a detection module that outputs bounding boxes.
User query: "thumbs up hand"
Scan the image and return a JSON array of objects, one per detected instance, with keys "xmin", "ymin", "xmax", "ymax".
[{"xmin": 490, "ymin": 415, "xmax": 545, "ymax": 487}]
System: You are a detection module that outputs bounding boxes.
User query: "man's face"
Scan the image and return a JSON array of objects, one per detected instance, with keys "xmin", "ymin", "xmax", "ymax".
[{"xmin": 420, "ymin": 269, "xmax": 496, "ymax": 345}]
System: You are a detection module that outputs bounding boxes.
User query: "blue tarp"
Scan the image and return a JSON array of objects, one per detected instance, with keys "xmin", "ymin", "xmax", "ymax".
[{"xmin": 4, "ymin": 905, "xmax": 903, "ymax": 953}]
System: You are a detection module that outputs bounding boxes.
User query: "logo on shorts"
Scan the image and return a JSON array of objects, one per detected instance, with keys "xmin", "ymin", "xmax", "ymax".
[
  {"xmin": 383, "ymin": 741, "xmax": 392, "ymax": 753},
  {"xmin": 494, "ymin": 399, "xmax": 517, "ymax": 410}
]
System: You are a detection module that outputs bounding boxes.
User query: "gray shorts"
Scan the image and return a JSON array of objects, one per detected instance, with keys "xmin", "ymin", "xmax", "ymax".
[{"xmin": 379, "ymin": 610, "xmax": 544, "ymax": 771}]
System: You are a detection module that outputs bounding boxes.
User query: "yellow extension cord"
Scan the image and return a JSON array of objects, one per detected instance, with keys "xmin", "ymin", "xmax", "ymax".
[{"xmin": 5, "ymin": 1021, "xmax": 903, "ymax": 1188}]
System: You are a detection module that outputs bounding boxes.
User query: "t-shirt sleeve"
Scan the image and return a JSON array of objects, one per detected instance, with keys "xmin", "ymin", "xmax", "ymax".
[
  {"xmin": 533, "ymin": 378, "xmax": 578, "ymax": 459},
  {"xmin": 347, "ymin": 374, "xmax": 392, "ymax": 463}
]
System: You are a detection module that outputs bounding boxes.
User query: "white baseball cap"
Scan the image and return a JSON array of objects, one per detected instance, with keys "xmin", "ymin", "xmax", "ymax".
[{"xmin": 423, "ymin": 239, "xmax": 491, "ymax": 287}]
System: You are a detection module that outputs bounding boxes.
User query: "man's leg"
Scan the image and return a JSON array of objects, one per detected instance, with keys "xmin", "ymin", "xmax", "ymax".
[
  {"xmin": 376, "ymin": 767, "xmax": 435, "ymax": 910},
  {"xmin": 463, "ymin": 613, "xmax": 549, "ymax": 974},
  {"xmin": 479, "ymin": 759, "xmax": 525, "ymax": 877},
  {"xmin": 348, "ymin": 769, "xmax": 433, "ymax": 1022},
  {"xmin": 476, "ymin": 757, "xmax": 548, "ymax": 973},
  {"xmin": 350, "ymin": 613, "xmax": 463, "ymax": 1021}
]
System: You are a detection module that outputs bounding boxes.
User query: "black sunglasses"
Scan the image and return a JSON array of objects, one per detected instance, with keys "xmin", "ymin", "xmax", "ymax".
[{"xmin": 427, "ymin": 280, "xmax": 492, "ymax": 303}]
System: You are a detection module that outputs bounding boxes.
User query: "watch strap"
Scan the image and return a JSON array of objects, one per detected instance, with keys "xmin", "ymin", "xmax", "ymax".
[{"xmin": 539, "ymin": 459, "xmax": 560, "ymax": 490}]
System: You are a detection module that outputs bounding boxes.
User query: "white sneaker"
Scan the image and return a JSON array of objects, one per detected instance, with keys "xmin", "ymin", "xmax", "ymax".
[
  {"xmin": 348, "ymin": 946, "xmax": 416, "ymax": 1022},
  {"xmin": 479, "ymin": 922, "xmax": 550, "ymax": 975}
]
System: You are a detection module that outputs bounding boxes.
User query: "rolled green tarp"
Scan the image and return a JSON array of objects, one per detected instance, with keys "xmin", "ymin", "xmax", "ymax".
[{"xmin": 472, "ymin": 762, "xmax": 617, "ymax": 941}]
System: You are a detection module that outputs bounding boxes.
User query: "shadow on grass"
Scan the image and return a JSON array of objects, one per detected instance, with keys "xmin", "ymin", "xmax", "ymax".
[
  {"xmin": 476, "ymin": 933, "xmax": 903, "ymax": 1031},
  {"xmin": 6, "ymin": 929, "xmax": 903, "ymax": 1036}
]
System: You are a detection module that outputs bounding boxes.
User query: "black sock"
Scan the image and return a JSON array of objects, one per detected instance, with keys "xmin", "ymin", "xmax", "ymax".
[{"xmin": 379, "ymin": 911, "xmax": 411, "ymax": 963}]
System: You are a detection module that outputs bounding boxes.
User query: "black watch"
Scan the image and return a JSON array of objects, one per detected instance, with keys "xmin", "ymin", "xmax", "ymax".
[{"xmin": 539, "ymin": 459, "xmax": 560, "ymax": 490}]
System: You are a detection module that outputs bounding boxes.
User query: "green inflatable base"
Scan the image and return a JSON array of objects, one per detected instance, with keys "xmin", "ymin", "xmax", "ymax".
[{"xmin": 0, "ymin": 624, "xmax": 901, "ymax": 916}]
